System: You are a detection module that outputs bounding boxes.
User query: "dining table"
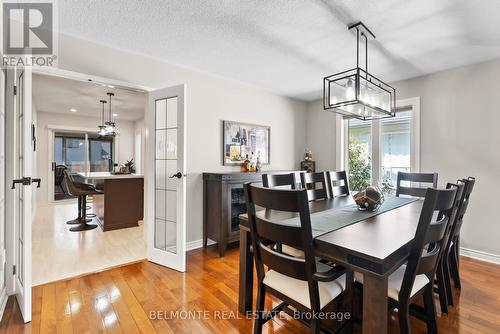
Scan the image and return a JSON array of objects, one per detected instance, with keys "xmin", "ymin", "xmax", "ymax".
[{"xmin": 238, "ymin": 195, "xmax": 424, "ymax": 333}]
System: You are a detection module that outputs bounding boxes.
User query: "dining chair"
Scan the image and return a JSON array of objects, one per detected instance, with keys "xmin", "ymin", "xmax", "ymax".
[
  {"xmin": 435, "ymin": 182, "xmax": 465, "ymax": 314},
  {"xmin": 448, "ymin": 177, "xmax": 475, "ymax": 290},
  {"xmin": 326, "ymin": 171, "xmax": 350, "ymax": 198},
  {"xmin": 355, "ymin": 186, "xmax": 457, "ymax": 334},
  {"xmin": 300, "ymin": 172, "xmax": 329, "ymax": 201},
  {"xmin": 244, "ymin": 183, "xmax": 352, "ymax": 334},
  {"xmin": 396, "ymin": 172, "xmax": 438, "ymax": 198},
  {"xmin": 262, "ymin": 173, "xmax": 296, "ymax": 189},
  {"xmin": 262, "ymin": 173, "xmax": 299, "ymax": 256}
]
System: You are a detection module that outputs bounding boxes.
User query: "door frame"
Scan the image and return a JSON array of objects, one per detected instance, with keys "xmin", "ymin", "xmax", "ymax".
[
  {"xmin": 4, "ymin": 66, "xmax": 190, "ymax": 321},
  {"xmin": 3, "ymin": 67, "xmax": 153, "ymax": 320}
]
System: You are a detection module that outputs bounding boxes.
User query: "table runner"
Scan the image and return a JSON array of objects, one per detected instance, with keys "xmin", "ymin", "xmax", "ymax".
[{"xmin": 278, "ymin": 196, "xmax": 419, "ymax": 237}]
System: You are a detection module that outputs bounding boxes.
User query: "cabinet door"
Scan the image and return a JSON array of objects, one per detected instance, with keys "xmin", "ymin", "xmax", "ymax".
[
  {"xmin": 227, "ymin": 183, "xmax": 246, "ymax": 234},
  {"xmin": 226, "ymin": 181, "xmax": 262, "ymax": 235}
]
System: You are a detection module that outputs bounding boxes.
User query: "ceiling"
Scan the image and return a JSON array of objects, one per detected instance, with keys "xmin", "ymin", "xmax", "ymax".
[
  {"xmin": 58, "ymin": 0, "xmax": 500, "ymax": 101},
  {"xmin": 32, "ymin": 74, "xmax": 146, "ymax": 121}
]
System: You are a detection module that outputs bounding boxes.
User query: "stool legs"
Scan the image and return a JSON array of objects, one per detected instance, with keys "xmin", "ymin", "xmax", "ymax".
[
  {"xmin": 66, "ymin": 196, "xmax": 93, "ymax": 224},
  {"xmin": 66, "ymin": 196, "xmax": 83, "ymax": 225},
  {"xmin": 69, "ymin": 195, "xmax": 98, "ymax": 232}
]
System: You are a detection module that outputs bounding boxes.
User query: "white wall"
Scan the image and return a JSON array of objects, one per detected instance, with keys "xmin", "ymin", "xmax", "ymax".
[
  {"xmin": 305, "ymin": 58, "xmax": 500, "ymax": 260},
  {"xmin": 34, "ymin": 110, "xmax": 137, "ymax": 205},
  {"xmin": 56, "ymin": 33, "xmax": 307, "ymax": 243},
  {"xmin": 391, "ymin": 59, "xmax": 500, "ymax": 259},
  {"xmin": 305, "ymin": 99, "xmax": 337, "ymax": 171},
  {"xmin": 134, "ymin": 119, "xmax": 146, "ymax": 175}
]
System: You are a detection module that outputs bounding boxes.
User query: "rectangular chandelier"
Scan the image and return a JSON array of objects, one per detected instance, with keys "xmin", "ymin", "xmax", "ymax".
[{"xmin": 323, "ymin": 22, "xmax": 396, "ymax": 120}]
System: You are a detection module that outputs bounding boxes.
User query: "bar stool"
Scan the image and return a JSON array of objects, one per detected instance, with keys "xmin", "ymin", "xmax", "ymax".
[
  {"xmin": 57, "ymin": 165, "xmax": 96, "ymax": 225},
  {"xmin": 62, "ymin": 170, "xmax": 103, "ymax": 231}
]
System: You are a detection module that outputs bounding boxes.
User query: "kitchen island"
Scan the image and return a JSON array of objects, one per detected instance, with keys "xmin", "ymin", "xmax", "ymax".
[{"xmin": 77, "ymin": 172, "xmax": 144, "ymax": 231}]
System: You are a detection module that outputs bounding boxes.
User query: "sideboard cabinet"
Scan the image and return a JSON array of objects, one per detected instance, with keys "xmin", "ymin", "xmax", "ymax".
[
  {"xmin": 203, "ymin": 172, "xmax": 263, "ymax": 256},
  {"xmin": 202, "ymin": 171, "xmax": 304, "ymax": 256}
]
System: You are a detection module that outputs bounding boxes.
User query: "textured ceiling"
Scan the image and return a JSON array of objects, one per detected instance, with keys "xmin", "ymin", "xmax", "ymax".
[
  {"xmin": 33, "ymin": 74, "xmax": 146, "ymax": 121},
  {"xmin": 58, "ymin": 0, "xmax": 500, "ymax": 100}
]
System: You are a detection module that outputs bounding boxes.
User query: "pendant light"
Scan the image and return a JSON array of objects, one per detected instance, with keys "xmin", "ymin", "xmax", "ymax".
[
  {"xmin": 323, "ymin": 22, "xmax": 396, "ymax": 120},
  {"xmin": 105, "ymin": 92, "xmax": 116, "ymax": 136},
  {"xmin": 98, "ymin": 99, "xmax": 107, "ymax": 137}
]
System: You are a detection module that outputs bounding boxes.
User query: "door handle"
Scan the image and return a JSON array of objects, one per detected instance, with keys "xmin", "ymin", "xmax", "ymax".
[
  {"xmin": 169, "ymin": 172, "xmax": 186, "ymax": 179},
  {"xmin": 32, "ymin": 178, "xmax": 41, "ymax": 188},
  {"xmin": 11, "ymin": 177, "xmax": 31, "ymax": 189}
]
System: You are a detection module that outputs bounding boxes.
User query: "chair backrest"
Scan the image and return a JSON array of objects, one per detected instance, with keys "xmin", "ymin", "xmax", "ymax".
[
  {"xmin": 244, "ymin": 184, "xmax": 321, "ymax": 304},
  {"xmin": 300, "ymin": 172, "xmax": 328, "ymax": 201},
  {"xmin": 55, "ymin": 165, "xmax": 67, "ymax": 187},
  {"xmin": 326, "ymin": 171, "xmax": 350, "ymax": 198},
  {"xmin": 262, "ymin": 173, "xmax": 296, "ymax": 189},
  {"xmin": 55, "ymin": 165, "xmax": 69, "ymax": 196},
  {"xmin": 396, "ymin": 172, "xmax": 438, "ymax": 198},
  {"xmin": 452, "ymin": 177, "xmax": 475, "ymax": 238},
  {"xmin": 440, "ymin": 182, "xmax": 465, "ymax": 256},
  {"xmin": 62, "ymin": 169, "xmax": 83, "ymax": 196},
  {"xmin": 400, "ymin": 186, "xmax": 457, "ymax": 300}
]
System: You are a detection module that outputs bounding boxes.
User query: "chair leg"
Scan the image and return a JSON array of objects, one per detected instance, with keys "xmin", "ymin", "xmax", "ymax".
[
  {"xmin": 69, "ymin": 195, "xmax": 98, "ymax": 232},
  {"xmin": 398, "ymin": 302, "xmax": 411, "ymax": 334},
  {"xmin": 436, "ymin": 262, "xmax": 449, "ymax": 314},
  {"xmin": 66, "ymin": 195, "xmax": 83, "ymax": 225},
  {"xmin": 253, "ymin": 284, "xmax": 266, "ymax": 334},
  {"xmin": 309, "ymin": 317, "xmax": 320, "ymax": 334},
  {"xmin": 449, "ymin": 242, "xmax": 461, "ymax": 289},
  {"xmin": 423, "ymin": 285, "xmax": 438, "ymax": 334},
  {"xmin": 442, "ymin": 253, "xmax": 454, "ymax": 307}
]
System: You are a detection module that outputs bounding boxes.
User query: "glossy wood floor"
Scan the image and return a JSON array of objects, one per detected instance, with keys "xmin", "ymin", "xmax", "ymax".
[{"xmin": 1, "ymin": 245, "xmax": 500, "ymax": 333}]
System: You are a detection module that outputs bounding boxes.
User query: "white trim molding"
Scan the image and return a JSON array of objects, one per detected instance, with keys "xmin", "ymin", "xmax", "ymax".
[
  {"xmin": 337, "ymin": 96, "xmax": 421, "ymax": 183},
  {"xmin": 460, "ymin": 247, "xmax": 500, "ymax": 265},
  {"xmin": 187, "ymin": 239, "xmax": 216, "ymax": 252}
]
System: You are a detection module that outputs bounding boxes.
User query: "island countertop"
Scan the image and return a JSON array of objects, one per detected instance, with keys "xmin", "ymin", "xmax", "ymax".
[{"xmin": 77, "ymin": 172, "xmax": 144, "ymax": 180}]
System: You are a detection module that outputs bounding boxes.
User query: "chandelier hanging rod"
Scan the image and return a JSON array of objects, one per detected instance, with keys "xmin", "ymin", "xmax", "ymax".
[{"xmin": 349, "ymin": 22, "xmax": 374, "ymax": 78}]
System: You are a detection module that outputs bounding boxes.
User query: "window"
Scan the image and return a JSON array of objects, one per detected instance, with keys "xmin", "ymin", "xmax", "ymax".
[
  {"xmin": 54, "ymin": 133, "xmax": 115, "ymax": 200},
  {"xmin": 381, "ymin": 111, "xmax": 411, "ymax": 187},
  {"xmin": 54, "ymin": 135, "xmax": 86, "ymax": 172},
  {"xmin": 89, "ymin": 138, "xmax": 113, "ymax": 172},
  {"xmin": 342, "ymin": 98, "xmax": 420, "ymax": 193},
  {"xmin": 348, "ymin": 118, "xmax": 372, "ymax": 190}
]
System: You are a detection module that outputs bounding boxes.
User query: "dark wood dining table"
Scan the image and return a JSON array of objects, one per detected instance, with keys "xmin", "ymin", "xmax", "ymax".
[{"xmin": 238, "ymin": 196, "xmax": 423, "ymax": 333}]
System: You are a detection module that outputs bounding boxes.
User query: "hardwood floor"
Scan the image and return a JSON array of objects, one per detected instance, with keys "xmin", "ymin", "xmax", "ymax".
[{"xmin": 1, "ymin": 245, "xmax": 500, "ymax": 333}]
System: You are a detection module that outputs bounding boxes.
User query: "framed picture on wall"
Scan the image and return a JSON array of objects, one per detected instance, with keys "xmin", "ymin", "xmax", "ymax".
[{"xmin": 222, "ymin": 120, "xmax": 270, "ymax": 166}]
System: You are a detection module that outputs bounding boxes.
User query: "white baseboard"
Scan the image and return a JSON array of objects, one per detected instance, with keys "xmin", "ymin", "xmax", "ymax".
[
  {"xmin": 186, "ymin": 238, "xmax": 216, "ymax": 252},
  {"xmin": 460, "ymin": 247, "xmax": 500, "ymax": 265}
]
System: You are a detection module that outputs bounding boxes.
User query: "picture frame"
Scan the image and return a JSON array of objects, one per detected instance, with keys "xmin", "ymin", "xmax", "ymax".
[{"xmin": 222, "ymin": 120, "xmax": 270, "ymax": 166}]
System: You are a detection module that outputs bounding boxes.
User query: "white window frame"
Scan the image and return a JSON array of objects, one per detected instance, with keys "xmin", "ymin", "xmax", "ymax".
[{"xmin": 337, "ymin": 97, "xmax": 421, "ymax": 185}]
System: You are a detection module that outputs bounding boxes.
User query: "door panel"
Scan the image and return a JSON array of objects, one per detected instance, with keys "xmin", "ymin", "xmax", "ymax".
[
  {"xmin": 13, "ymin": 68, "xmax": 32, "ymax": 323},
  {"xmin": 147, "ymin": 85, "xmax": 186, "ymax": 271}
]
